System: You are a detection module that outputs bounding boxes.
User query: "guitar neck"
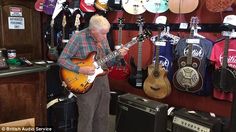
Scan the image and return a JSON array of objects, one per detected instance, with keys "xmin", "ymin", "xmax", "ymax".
[
  {"xmin": 137, "ymin": 24, "xmax": 143, "ymax": 72},
  {"xmin": 222, "ymin": 36, "xmax": 230, "ymax": 68},
  {"xmin": 50, "ymin": 25, "xmax": 54, "ymax": 47},
  {"xmin": 97, "ymin": 37, "xmax": 138, "ymax": 66},
  {"xmin": 62, "ymin": 27, "xmax": 65, "ymax": 40},
  {"xmin": 118, "ymin": 26, "xmax": 122, "ymax": 45},
  {"xmin": 186, "ymin": 30, "xmax": 194, "ymax": 65}
]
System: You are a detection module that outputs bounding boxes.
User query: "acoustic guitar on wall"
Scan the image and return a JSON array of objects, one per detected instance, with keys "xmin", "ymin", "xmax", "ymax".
[
  {"xmin": 172, "ymin": 17, "xmax": 203, "ymax": 93},
  {"xmin": 143, "ymin": 0, "xmax": 168, "ymax": 14},
  {"xmin": 143, "ymin": 29, "xmax": 171, "ymax": 99},
  {"xmin": 35, "ymin": 0, "xmax": 45, "ymax": 12},
  {"xmin": 60, "ymin": 30, "xmax": 151, "ymax": 94},
  {"xmin": 95, "ymin": 0, "xmax": 109, "ymax": 11},
  {"xmin": 122, "ymin": 0, "xmax": 146, "ymax": 15}
]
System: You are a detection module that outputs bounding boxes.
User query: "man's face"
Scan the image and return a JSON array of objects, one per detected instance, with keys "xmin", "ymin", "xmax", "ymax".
[{"xmin": 92, "ymin": 28, "xmax": 109, "ymax": 43}]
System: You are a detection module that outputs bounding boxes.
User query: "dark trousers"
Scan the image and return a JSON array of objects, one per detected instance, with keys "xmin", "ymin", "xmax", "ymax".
[{"xmin": 76, "ymin": 75, "xmax": 110, "ymax": 132}]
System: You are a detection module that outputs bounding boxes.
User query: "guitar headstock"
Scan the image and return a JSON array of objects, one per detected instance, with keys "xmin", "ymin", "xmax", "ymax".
[
  {"xmin": 137, "ymin": 29, "xmax": 152, "ymax": 41},
  {"xmin": 190, "ymin": 16, "xmax": 199, "ymax": 30},
  {"xmin": 136, "ymin": 16, "xmax": 144, "ymax": 26},
  {"xmin": 50, "ymin": 19, "xmax": 54, "ymax": 28},
  {"xmin": 62, "ymin": 15, "xmax": 66, "ymax": 28},
  {"xmin": 118, "ymin": 17, "xmax": 124, "ymax": 28},
  {"xmin": 74, "ymin": 14, "xmax": 81, "ymax": 30}
]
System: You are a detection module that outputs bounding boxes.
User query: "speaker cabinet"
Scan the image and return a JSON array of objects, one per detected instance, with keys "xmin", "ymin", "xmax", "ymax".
[
  {"xmin": 172, "ymin": 108, "xmax": 222, "ymax": 132},
  {"xmin": 47, "ymin": 98, "xmax": 78, "ymax": 132},
  {"xmin": 116, "ymin": 93, "xmax": 168, "ymax": 132}
]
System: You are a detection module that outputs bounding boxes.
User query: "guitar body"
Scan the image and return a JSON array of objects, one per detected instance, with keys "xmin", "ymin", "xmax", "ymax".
[
  {"xmin": 143, "ymin": 64, "xmax": 171, "ymax": 99},
  {"xmin": 168, "ymin": 0, "xmax": 199, "ymax": 14},
  {"xmin": 173, "ymin": 56, "xmax": 203, "ymax": 92},
  {"xmin": 43, "ymin": 0, "xmax": 57, "ymax": 15},
  {"xmin": 143, "ymin": 0, "xmax": 168, "ymax": 13},
  {"xmin": 95, "ymin": 0, "xmax": 109, "ymax": 11},
  {"xmin": 213, "ymin": 67, "xmax": 236, "ymax": 92},
  {"xmin": 122, "ymin": 0, "xmax": 146, "ymax": 15},
  {"xmin": 60, "ymin": 52, "xmax": 106, "ymax": 94},
  {"xmin": 80, "ymin": 0, "xmax": 96, "ymax": 12},
  {"xmin": 35, "ymin": 0, "xmax": 45, "ymax": 12},
  {"xmin": 108, "ymin": 0, "xmax": 122, "ymax": 10},
  {"xmin": 128, "ymin": 57, "xmax": 147, "ymax": 88},
  {"xmin": 206, "ymin": 0, "xmax": 234, "ymax": 12},
  {"xmin": 47, "ymin": 46, "xmax": 59, "ymax": 61}
]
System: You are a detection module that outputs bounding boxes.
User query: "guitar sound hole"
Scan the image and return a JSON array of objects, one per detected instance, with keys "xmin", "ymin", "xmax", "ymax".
[
  {"xmin": 192, "ymin": 62, "xmax": 198, "ymax": 68},
  {"xmin": 153, "ymin": 71, "xmax": 159, "ymax": 77},
  {"xmin": 180, "ymin": 61, "xmax": 186, "ymax": 67}
]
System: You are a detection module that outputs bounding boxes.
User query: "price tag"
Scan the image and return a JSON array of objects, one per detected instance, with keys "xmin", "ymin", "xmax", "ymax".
[
  {"xmin": 154, "ymin": 41, "xmax": 166, "ymax": 46},
  {"xmin": 179, "ymin": 23, "xmax": 188, "ymax": 29},
  {"xmin": 186, "ymin": 39, "xmax": 200, "ymax": 44}
]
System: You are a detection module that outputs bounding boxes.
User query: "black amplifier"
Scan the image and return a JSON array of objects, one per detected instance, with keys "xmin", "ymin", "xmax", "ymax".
[
  {"xmin": 116, "ymin": 93, "xmax": 168, "ymax": 132},
  {"xmin": 172, "ymin": 108, "xmax": 222, "ymax": 132}
]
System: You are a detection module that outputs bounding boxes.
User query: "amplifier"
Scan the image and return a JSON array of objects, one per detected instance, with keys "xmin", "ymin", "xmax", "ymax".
[
  {"xmin": 172, "ymin": 108, "xmax": 222, "ymax": 132},
  {"xmin": 116, "ymin": 93, "xmax": 168, "ymax": 132}
]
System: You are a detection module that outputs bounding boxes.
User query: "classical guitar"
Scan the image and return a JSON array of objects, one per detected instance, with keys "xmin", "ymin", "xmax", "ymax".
[
  {"xmin": 60, "ymin": 30, "xmax": 151, "ymax": 94},
  {"xmin": 143, "ymin": 0, "xmax": 168, "ymax": 13},
  {"xmin": 43, "ymin": 0, "xmax": 57, "ymax": 15},
  {"xmin": 35, "ymin": 0, "xmax": 45, "ymax": 12},
  {"xmin": 47, "ymin": 19, "xmax": 59, "ymax": 61},
  {"xmin": 128, "ymin": 16, "xmax": 147, "ymax": 88},
  {"xmin": 108, "ymin": 0, "xmax": 122, "ymax": 11},
  {"xmin": 80, "ymin": 0, "xmax": 96, "ymax": 12},
  {"xmin": 95, "ymin": 0, "xmax": 109, "ymax": 11},
  {"xmin": 108, "ymin": 18, "xmax": 130, "ymax": 80},
  {"xmin": 143, "ymin": 29, "xmax": 171, "ymax": 99},
  {"xmin": 168, "ymin": 0, "xmax": 199, "ymax": 14},
  {"xmin": 122, "ymin": 0, "xmax": 146, "ymax": 15},
  {"xmin": 213, "ymin": 36, "xmax": 236, "ymax": 92},
  {"xmin": 173, "ymin": 17, "xmax": 203, "ymax": 93}
]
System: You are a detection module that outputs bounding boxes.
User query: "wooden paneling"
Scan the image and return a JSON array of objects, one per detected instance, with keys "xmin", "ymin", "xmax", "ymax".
[{"xmin": 0, "ymin": 0, "xmax": 42, "ymax": 60}]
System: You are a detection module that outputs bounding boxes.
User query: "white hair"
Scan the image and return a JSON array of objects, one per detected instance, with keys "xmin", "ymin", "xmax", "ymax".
[{"xmin": 88, "ymin": 14, "xmax": 110, "ymax": 31}]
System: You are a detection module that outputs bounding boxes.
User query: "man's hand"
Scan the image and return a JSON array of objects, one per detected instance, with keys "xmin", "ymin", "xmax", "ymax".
[
  {"xmin": 79, "ymin": 65, "xmax": 96, "ymax": 75},
  {"xmin": 118, "ymin": 47, "xmax": 129, "ymax": 57}
]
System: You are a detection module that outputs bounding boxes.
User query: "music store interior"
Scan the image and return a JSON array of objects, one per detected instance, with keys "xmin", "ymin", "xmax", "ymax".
[{"xmin": 1, "ymin": 0, "xmax": 236, "ymax": 132}]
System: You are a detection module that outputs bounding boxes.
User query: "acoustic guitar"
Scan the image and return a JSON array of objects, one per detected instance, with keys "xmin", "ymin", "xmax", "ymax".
[
  {"xmin": 60, "ymin": 30, "xmax": 151, "ymax": 94},
  {"xmin": 35, "ymin": 0, "xmax": 45, "ymax": 12},
  {"xmin": 47, "ymin": 19, "xmax": 59, "ymax": 61},
  {"xmin": 122, "ymin": 0, "xmax": 146, "ymax": 15},
  {"xmin": 213, "ymin": 36, "xmax": 236, "ymax": 92},
  {"xmin": 206, "ymin": 0, "xmax": 234, "ymax": 12},
  {"xmin": 143, "ymin": 29, "xmax": 171, "ymax": 99},
  {"xmin": 143, "ymin": 0, "xmax": 168, "ymax": 13},
  {"xmin": 168, "ymin": 0, "xmax": 199, "ymax": 14},
  {"xmin": 173, "ymin": 17, "xmax": 203, "ymax": 93},
  {"xmin": 108, "ymin": 18, "xmax": 130, "ymax": 80},
  {"xmin": 95, "ymin": 0, "xmax": 109, "ymax": 11},
  {"xmin": 128, "ymin": 16, "xmax": 148, "ymax": 88}
]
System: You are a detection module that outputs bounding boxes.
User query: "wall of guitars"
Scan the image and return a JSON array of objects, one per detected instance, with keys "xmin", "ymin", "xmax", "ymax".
[{"xmin": 37, "ymin": 0, "xmax": 236, "ymax": 118}]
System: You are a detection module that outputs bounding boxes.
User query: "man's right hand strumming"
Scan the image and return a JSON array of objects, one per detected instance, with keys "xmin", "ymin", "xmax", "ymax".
[{"xmin": 79, "ymin": 66, "xmax": 96, "ymax": 75}]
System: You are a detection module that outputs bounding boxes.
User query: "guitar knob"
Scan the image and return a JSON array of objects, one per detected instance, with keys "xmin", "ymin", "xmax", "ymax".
[
  {"xmin": 192, "ymin": 62, "xmax": 198, "ymax": 68},
  {"xmin": 180, "ymin": 61, "xmax": 186, "ymax": 67}
]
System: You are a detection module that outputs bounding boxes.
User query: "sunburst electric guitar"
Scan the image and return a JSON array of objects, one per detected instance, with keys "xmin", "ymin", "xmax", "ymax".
[
  {"xmin": 60, "ymin": 30, "xmax": 151, "ymax": 94},
  {"xmin": 143, "ymin": 30, "xmax": 171, "ymax": 99}
]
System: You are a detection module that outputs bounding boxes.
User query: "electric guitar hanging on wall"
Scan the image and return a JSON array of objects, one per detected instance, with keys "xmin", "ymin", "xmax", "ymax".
[
  {"xmin": 74, "ymin": 14, "xmax": 81, "ymax": 33},
  {"xmin": 60, "ymin": 30, "xmax": 151, "ymax": 94},
  {"xmin": 95, "ymin": 0, "xmax": 109, "ymax": 11},
  {"xmin": 173, "ymin": 17, "xmax": 203, "ymax": 93},
  {"xmin": 143, "ymin": 30, "xmax": 171, "ymax": 99},
  {"xmin": 143, "ymin": 0, "xmax": 168, "ymax": 13},
  {"xmin": 47, "ymin": 19, "xmax": 59, "ymax": 61},
  {"xmin": 122, "ymin": 0, "xmax": 146, "ymax": 15},
  {"xmin": 128, "ymin": 16, "xmax": 148, "ymax": 88},
  {"xmin": 213, "ymin": 35, "xmax": 236, "ymax": 92}
]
